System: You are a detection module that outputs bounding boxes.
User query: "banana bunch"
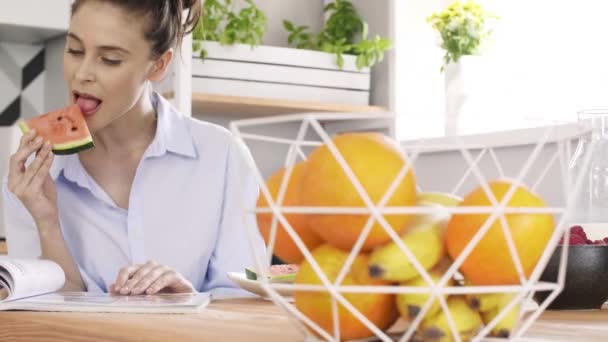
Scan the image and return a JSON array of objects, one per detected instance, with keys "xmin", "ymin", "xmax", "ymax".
[
  {"xmin": 368, "ymin": 191, "xmax": 523, "ymax": 340},
  {"xmin": 419, "ymin": 296, "xmax": 483, "ymax": 342},
  {"xmin": 368, "ymin": 191, "xmax": 460, "ymax": 283},
  {"xmin": 395, "ymin": 266, "xmax": 454, "ymax": 321},
  {"xmin": 368, "ymin": 211, "xmax": 447, "ymax": 282},
  {"xmin": 466, "ymin": 292, "xmax": 520, "ymax": 338}
]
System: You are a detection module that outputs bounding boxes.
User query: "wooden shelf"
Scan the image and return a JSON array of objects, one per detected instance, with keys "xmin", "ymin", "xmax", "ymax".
[{"xmin": 189, "ymin": 93, "xmax": 387, "ymax": 117}]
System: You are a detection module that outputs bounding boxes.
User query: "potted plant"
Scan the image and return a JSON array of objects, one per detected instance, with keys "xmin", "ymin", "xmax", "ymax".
[
  {"xmin": 427, "ymin": 0, "xmax": 497, "ymax": 135},
  {"xmin": 191, "ymin": 0, "xmax": 267, "ymax": 59},
  {"xmin": 283, "ymin": 0, "xmax": 392, "ymax": 71},
  {"xmin": 187, "ymin": 0, "xmax": 387, "ymax": 107}
]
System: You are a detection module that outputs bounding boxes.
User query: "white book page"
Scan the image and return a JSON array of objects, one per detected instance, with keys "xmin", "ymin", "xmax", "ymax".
[{"xmin": 0, "ymin": 258, "xmax": 65, "ymax": 302}]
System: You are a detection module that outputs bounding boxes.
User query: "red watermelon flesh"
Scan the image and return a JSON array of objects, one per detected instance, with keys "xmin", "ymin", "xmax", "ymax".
[
  {"xmin": 268, "ymin": 264, "xmax": 299, "ymax": 276},
  {"xmin": 245, "ymin": 264, "xmax": 299, "ymax": 283},
  {"xmin": 18, "ymin": 104, "xmax": 94, "ymax": 155}
]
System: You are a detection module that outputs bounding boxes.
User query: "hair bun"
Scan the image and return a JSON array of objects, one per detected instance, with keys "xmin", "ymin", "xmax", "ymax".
[
  {"xmin": 171, "ymin": 0, "xmax": 202, "ymax": 37},
  {"xmin": 178, "ymin": 0, "xmax": 199, "ymax": 11}
]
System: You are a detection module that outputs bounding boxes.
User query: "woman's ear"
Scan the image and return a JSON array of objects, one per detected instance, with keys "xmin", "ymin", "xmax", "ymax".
[{"xmin": 147, "ymin": 49, "xmax": 174, "ymax": 82}]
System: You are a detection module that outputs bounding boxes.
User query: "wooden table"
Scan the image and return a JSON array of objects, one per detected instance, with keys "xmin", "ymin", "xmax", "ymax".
[{"xmin": 0, "ymin": 298, "xmax": 606, "ymax": 341}]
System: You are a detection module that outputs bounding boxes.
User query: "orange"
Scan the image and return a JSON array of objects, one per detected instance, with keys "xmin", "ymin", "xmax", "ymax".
[
  {"xmin": 299, "ymin": 133, "xmax": 417, "ymax": 252},
  {"xmin": 257, "ymin": 162, "xmax": 323, "ymax": 264},
  {"xmin": 295, "ymin": 245, "xmax": 399, "ymax": 341},
  {"xmin": 445, "ymin": 180, "xmax": 555, "ymax": 285}
]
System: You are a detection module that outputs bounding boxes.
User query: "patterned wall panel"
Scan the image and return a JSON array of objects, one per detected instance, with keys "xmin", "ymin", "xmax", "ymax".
[
  {"xmin": 0, "ymin": 42, "xmax": 46, "ymax": 239},
  {"xmin": 0, "ymin": 42, "xmax": 45, "ymax": 126}
]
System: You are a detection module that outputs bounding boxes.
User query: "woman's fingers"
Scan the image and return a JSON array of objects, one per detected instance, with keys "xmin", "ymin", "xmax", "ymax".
[
  {"xmin": 8, "ymin": 133, "xmax": 43, "ymax": 187},
  {"xmin": 111, "ymin": 262, "xmax": 195, "ymax": 296},
  {"xmin": 121, "ymin": 261, "xmax": 159, "ymax": 294},
  {"xmin": 145, "ymin": 271, "xmax": 180, "ymax": 295},
  {"xmin": 29, "ymin": 151, "xmax": 54, "ymax": 190},
  {"xmin": 18, "ymin": 129, "xmax": 37, "ymax": 149},
  {"xmin": 111, "ymin": 264, "xmax": 142, "ymax": 294},
  {"xmin": 129, "ymin": 265, "xmax": 169, "ymax": 295},
  {"xmin": 19, "ymin": 141, "xmax": 52, "ymax": 188}
]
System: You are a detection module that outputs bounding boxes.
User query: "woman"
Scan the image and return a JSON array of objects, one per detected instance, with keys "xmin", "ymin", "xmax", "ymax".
[{"xmin": 2, "ymin": 0, "xmax": 265, "ymax": 297}]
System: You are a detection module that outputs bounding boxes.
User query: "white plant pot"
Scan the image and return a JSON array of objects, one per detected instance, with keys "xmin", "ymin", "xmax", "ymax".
[
  {"xmin": 190, "ymin": 41, "xmax": 371, "ymax": 106},
  {"xmin": 444, "ymin": 55, "xmax": 486, "ymax": 136}
]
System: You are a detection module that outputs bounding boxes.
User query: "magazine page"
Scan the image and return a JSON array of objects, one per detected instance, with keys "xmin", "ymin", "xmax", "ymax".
[
  {"xmin": 0, "ymin": 291, "xmax": 211, "ymax": 314},
  {"xmin": 0, "ymin": 257, "xmax": 65, "ymax": 302}
]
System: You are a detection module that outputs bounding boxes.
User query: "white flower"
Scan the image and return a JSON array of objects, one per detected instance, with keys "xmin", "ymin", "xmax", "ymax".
[{"xmin": 447, "ymin": 17, "xmax": 460, "ymax": 32}]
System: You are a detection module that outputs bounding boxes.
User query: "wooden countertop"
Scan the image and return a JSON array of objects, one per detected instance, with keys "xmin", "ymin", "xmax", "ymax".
[{"xmin": 0, "ymin": 297, "xmax": 606, "ymax": 341}]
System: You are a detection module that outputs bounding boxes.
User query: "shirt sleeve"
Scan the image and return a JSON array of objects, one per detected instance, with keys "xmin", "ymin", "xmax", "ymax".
[
  {"xmin": 2, "ymin": 176, "xmax": 103, "ymax": 293},
  {"xmin": 200, "ymin": 136, "xmax": 268, "ymax": 297}
]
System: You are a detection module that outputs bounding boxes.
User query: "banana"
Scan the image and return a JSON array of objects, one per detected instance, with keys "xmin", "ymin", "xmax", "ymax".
[
  {"xmin": 418, "ymin": 192, "xmax": 463, "ymax": 207},
  {"xmin": 368, "ymin": 201, "xmax": 452, "ymax": 282},
  {"xmin": 465, "ymin": 292, "xmax": 504, "ymax": 313},
  {"xmin": 396, "ymin": 269, "xmax": 455, "ymax": 321},
  {"xmin": 480, "ymin": 293, "xmax": 520, "ymax": 338},
  {"xmin": 421, "ymin": 296, "xmax": 483, "ymax": 342}
]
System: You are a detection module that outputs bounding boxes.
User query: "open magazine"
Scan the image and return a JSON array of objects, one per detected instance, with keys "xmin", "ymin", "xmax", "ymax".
[{"xmin": 0, "ymin": 257, "xmax": 210, "ymax": 314}]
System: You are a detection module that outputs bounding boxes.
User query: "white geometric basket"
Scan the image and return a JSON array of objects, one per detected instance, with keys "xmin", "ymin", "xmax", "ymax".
[{"xmin": 229, "ymin": 113, "xmax": 590, "ymax": 342}]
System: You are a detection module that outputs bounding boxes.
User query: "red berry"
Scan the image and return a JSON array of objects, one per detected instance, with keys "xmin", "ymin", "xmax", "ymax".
[
  {"xmin": 603, "ymin": 237, "xmax": 608, "ymax": 244},
  {"xmin": 594, "ymin": 240, "xmax": 606, "ymax": 245},
  {"xmin": 570, "ymin": 226, "xmax": 587, "ymax": 239},
  {"xmin": 570, "ymin": 234, "xmax": 587, "ymax": 245},
  {"xmin": 587, "ymin": 239, "xmax": 593, "ymax": 244}
]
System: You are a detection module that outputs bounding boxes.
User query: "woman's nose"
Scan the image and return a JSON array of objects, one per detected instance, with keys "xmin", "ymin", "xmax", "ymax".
[{"xmin": 74, "ymin": 58, "xmax": 96, "ymax": 83}]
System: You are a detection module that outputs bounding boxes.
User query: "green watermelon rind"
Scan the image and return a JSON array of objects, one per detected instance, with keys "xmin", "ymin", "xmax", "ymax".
[
  {"xmin": 18, "ymin": 121, "xmax": 95, "ymax": 155},
  {"xmin": 244, "ymin": 267, "xmax": 297, "ymax": 283}
]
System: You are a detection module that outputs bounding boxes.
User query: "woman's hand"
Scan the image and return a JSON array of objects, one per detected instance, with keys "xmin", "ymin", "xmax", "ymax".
[
  {"xmin": 7, "ymin": 130, "xmax": 58, "ymax": 225},
  {"xmin": 109, "ymin": 260, "xmax": 195, "ymax": 295}
]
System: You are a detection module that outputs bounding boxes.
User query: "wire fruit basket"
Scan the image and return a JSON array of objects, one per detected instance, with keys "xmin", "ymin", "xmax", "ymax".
[{"xmin": 229, "ymin": 113, "xmax": 589, "ymax": 342}]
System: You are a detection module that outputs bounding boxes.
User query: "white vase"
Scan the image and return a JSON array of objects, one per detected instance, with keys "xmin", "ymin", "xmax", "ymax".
[{"xmin": 444, "ymin": 55, "xmax": 484, "ymax": 136}]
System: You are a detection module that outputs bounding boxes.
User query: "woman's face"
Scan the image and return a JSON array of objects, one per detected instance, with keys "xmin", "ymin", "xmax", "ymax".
[{"xmin": 64, "ymin": 1, "xmax": 158, "ymax": 133}]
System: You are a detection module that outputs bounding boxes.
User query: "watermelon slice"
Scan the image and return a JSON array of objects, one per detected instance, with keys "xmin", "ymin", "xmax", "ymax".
[
  {"xmin": 245, "ymin": 264, "xmax": 299, "ymax": 283},
  {"xmin": 18, "ymin": 104, "xmax": 94, "ymax": 155}
]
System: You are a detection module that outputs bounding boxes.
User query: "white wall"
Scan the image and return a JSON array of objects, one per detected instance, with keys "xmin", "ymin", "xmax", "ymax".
[
  {"xmin": 394, "ymin": 0, "xmax": 446, "ymax": 140},
  {"xmin": 413, "ymin": 143, "xmax": 566, "ymax": 208},
  {"xmin": 350, "ymin": 0, "xmax": 394, "ymax": 110},
  {"xmin": 45, "ymin": 35, "xmax": 69, "ymax": 111}
]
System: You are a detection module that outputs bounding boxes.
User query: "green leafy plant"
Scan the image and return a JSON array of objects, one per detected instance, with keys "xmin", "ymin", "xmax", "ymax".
[
  {"xmin": 192, "ymin": 0, "xmax": 267, "ymax": 59},
  {"xmin": 427, "ymin": 0, "xmax": 497, "ymax": 71},
  {"xmin": 283, "ymin": 0, "xmax": 392, "ymax": 70}
]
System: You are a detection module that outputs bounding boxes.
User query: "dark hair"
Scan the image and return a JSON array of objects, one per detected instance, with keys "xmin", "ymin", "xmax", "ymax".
[{"xmin": 71, "ymin": 0, "xmax": 202, "ymax": 58}]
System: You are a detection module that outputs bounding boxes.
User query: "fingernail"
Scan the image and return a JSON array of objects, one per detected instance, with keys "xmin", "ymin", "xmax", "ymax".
[
  {"xmin": 45, "ymin": 141, "xmax": 52, "ymax": 148},
  {"xmin": 35, "ymin": 136, "xmax": 43, "ymax": 143},
  {"xmin": 146, "ymin": 288, "xmax": 154, "ymax": 294}
]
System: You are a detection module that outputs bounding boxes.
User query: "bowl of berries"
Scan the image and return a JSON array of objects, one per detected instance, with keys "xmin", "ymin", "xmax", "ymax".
[{"xmin": 535, "ymin": 225, "xmax": 608, "ymax": 310}]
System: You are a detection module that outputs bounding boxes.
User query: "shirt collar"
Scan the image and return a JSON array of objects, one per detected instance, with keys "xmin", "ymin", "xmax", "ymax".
[
  {"xmin": 147, "ymin": 91, "xmax": 197, "ymax": 159},
  {"xmin": 51, "ymin": 91, "xmax": 197, "ymax": 182}
]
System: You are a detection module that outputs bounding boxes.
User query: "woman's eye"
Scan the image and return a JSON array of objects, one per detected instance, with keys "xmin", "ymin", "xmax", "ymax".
[
  {"xmin": 101, "ymin": 58, "xmax": 121, "ymax": 66},
  {"xmin": 67, "ymin": 48, "xmax": 84, "ymax": 56}
]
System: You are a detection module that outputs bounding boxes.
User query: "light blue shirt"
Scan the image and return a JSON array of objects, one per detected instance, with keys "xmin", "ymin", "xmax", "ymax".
[{"xmin": 2, "ymin": 92, "xmax": 266, "ymax": 296}]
